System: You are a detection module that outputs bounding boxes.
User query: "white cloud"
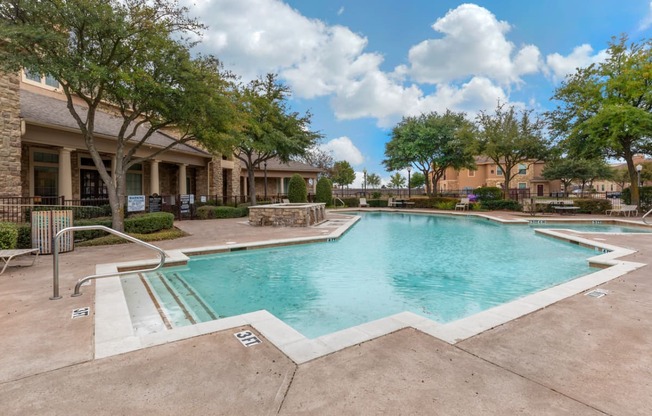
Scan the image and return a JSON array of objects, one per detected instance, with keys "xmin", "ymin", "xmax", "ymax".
[
  {"xmin": 337, "ymin": 6, "xmax": 344, "ymax": 16},
  {"xmin": 639, "ymin": 1, "xmax": 652, "ymax": 31},
  {"xmin": 545, "ymin": 44, "xmax": 609, "ymax": 83},
  {"xmin": 319, "ymin": 136, "xmax": 365, "ymax": 166},
  {"xmin": 405, "ymin": 4, "xmax": 542, "ymax": 86}
]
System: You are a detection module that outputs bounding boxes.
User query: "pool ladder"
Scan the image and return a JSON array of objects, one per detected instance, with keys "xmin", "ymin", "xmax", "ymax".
[{"xmin": 49, "ymin": 225, "xmax": 166, "ymax": 300}]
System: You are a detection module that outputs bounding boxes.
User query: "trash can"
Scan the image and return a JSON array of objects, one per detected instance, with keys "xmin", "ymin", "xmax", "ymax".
[{"xmin": 31, "ymin": 210, "xmax": 74, "ymax": 254}]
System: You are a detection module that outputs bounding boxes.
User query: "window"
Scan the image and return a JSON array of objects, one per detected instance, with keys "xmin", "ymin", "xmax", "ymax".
[
  {"xmin": 23, "ymin": 69, "xmax": 59, "ymax": 89},
  {"xmin": 32, "ymin": 150, "xmax": 59, "ymax": 197},
  {"xmin": 518, "ymin": 164, "xmax": 527, "ymax": 175},
  {"xmin": 467, "ymin": 169, "xmax": 475, "ymax": 177},
  {"xmin": 126, "ymin": 163, "xmax": 143, "ymax": 195},
  {"xmin": 496, "ymin": 166, "xmax": 503, "ymax": 176},
  {"xmin": 518, "ymin": 182, "xmax": 527, "ymax": 189}
]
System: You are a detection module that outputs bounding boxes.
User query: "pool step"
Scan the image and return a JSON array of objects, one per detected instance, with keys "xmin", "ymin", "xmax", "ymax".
[{"xmin": 141, "ymin": 271, "xmax": 218, "ymax": 328}]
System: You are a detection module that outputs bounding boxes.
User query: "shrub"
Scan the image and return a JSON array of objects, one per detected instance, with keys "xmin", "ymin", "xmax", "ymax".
[
  {"xmin": 125, "ymin": 212, "xmax": 174, "ymax": 234},
  {"xmin": 410, "ymin": 197, "xmax": 459, "ymax": 209},
  {"xmin": 473, "ymin": 187, "xmax": 503, "ymax": 201},
  {"xmin": 480, "ymin": 199, "xmax": 522, "ymax": 211},
  {"xmin": 287, "ymin": 174, "xmax": 308, "ymax": 203},
  {"xmin": 16, "ymin": 224, "xmax": 32, "ymax": 249},
  {"xmin": 315, "ymin": 177, "xmax": 333, "ymax": 204},
  {"xmin": 622, "ymin": 186, "xmax": 652, "ymax": 208},
  {"xmin": 368, "ymin": 199, "xmax": 388, "ymax": 207},
  {"xmin": 371, "ymin": 191, "xmax": 382, "ymax": 199},
  {"xmin": 196, "ymin": 205, "xmax": 248, "ymax": 219},
  {"xmin": 0, "ymin": 222, "xmax": 18, "ymax": 249},
  {"xmin": 25, "ymin": 205, "xmax": 111, "ymax": 221},
  {"xmin": 435, "ymin": 201, "xmax": 457, "ymax": 210},
  {"xmin": 572, "ymin": 198, "xmax": 612, "ymax": 214}
]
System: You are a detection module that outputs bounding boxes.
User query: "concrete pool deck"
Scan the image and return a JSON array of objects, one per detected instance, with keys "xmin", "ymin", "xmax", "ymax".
[{"xmin": 1, "ymin": 209, "xmax": 651, "ymax": 415}]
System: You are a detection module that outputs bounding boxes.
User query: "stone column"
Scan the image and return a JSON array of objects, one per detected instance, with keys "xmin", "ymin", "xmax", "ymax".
[
  {"xmin": 178, "ymin": 164, "xmax": 187, "ymax": 194},
  {"xmin": 0, "ymin": 72, "xmax": 22, "ymax": 196},
  {"xmin": 150, "ymin": 159, "xmax": 160, "ymax": 195},
  {"xmin": 58, "ymin": 147, "xmax": 74, "ymax": 200}
]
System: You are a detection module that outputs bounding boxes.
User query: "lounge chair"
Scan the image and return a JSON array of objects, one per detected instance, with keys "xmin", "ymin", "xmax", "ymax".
[
  {"xmin": 455, "ymin": 197, "xmax": 470, "ymax": 211},
  {"xmin": 606, "ymin": 204, "xmax": 638, "ymax": 216},
  {"xmin": 0, "ymin": 248, "xmax": 40, "ymax": 275},
  {"xmin": 387, "ymin": 197, "xmax": 397, "ymax": 208},
  {"xmin": 282, "ymin": 198, "xmax": 290, "ymax": 204},
  {"xmin": 359, "ymin": 198, "xmax": 369, "ymax": 207}
]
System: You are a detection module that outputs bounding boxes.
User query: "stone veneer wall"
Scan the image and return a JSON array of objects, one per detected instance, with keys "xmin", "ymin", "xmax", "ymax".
[
  {"xmin": 248, "ymin": 203, "xmax": 326, "ymax": 227},
  {"xmin": 230, "ymin": 161, "xmax": 241, "ymax": 198},
  {"xmin": 0, "ymin": 72, "xmax": 22, "ymax": 196},
  {"xmin": 208, "ymin": 157, "xmax": 223, "ymax": 197}
]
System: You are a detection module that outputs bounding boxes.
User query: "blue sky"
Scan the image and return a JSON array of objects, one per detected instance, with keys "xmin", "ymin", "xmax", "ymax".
[{"xmin": 186, "ymin": 0, "xmax": 652, "ymax": 185}]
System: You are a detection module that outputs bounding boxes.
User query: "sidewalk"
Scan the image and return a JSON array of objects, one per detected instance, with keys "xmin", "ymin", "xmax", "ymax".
[{"xmin": 0, "ymin": 211, "xmax": 650, "ymax": 415}]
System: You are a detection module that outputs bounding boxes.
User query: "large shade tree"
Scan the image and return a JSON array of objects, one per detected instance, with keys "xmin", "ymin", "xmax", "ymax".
[
  {"xmin": 548, "ymin": 36, "xmax": 652, "ymax": 206},
  {"xmin": 383, "ymin": 110, "xmax": 476, "ymax": 196},
  {"xmin": 0, "ymin": 0, "xmax": 235, "ymax": 231},
  {"xmin": 232, "ymin": 74, "xmax": 321, "ymax": 206},
  {"xmin": 331, "ymin": 160, "xmax": 355, "ymax": 196},
  {"xmin": 542, "ymin": 158, "xmax": 612, "ymax": 196},
  {"xmin": 475, "ymin": 103, "xmax": 551, "ymax": 199}
]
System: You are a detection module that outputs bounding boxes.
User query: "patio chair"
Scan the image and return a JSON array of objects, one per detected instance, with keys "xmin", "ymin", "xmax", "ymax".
[
  {"xmin": 455, "ymin": 197, "xmax": 470, "ymax": 211},
  {"xmin": 0, "ymin": 248, "xmax": 40, "ymax": 275},
  {"xmin": 359, "ymin": 198, "xmax": 369, "ymax": 208},
  {"xmin": 282, "ymin": 199, "xmax": 290, "ymax": 204},
  {"xmin": 387, "ymin": 197, "xmax": 397, "ymax": 208}
]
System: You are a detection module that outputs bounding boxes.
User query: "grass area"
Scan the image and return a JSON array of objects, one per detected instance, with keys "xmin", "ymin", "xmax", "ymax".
[{"xmin": 76, "ymin": 227, "xmax": 187, "ymax": 247}]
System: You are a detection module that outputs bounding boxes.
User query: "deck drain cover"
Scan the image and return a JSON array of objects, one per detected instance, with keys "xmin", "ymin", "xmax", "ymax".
[
  {"xmin": 586, "ymin": 290, "xmax": 607, "ymax": 298},
  {"xmin": 72, "ymin": 307, "xmax": 90, "ymax": 318}
]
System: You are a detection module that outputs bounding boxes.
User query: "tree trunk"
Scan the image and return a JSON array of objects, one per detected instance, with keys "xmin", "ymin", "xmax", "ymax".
[
  {"xmin": 248, "ymin": 167, "xmax": 257, "ymax": 206},
  {"xmin": 625, "ymin": 157, "xmax": 640, "ymax": 206}
]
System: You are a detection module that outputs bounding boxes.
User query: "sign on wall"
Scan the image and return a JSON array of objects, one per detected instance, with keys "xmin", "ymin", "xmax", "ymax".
[
  {"xmin": 128, "ymin": 195, "xmax": 146, "ymax": 212},
  {"xmin": 149, "ymin": 195, "xmax": 162, "ymax": 213}
]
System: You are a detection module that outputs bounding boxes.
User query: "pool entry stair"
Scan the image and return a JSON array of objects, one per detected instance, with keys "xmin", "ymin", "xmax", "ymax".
[{"xmin": 122, "ymin": 271, "xmax": 218, "ymax": 336}]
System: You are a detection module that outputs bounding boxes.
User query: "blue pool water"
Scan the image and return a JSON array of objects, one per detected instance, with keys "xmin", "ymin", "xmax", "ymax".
[{"xmin": 145, "ymin": 212, "xmax": 599, "ymax": 338}]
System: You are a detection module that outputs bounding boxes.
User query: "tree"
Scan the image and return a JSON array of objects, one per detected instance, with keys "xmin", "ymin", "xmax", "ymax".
[
  {"xmin": 543, "ymin": 158, "xmax": 612, "ymax": 196},
  {"xmin": 0, "ymin": 0, "xmax": 235, "ymax": 231},
  {"xmin": 389, "ymin": 172, "xmax": 406, "ymax": 193},
  {"xmin": 548, "ymin": 35, "xmax": 652, "ymax": 205},
  {"xmin": 296, "ymin": 146, "xmax": 334, "ymax": 178},
  {"xmin": 232, "ymin": 74, "xmax": 321, "ymax": 206},
  {"xmin": 410, "ymin": 172, "xmax": 426, "ymax": 189},
  {"xmin": 384, "ymin": 110, "xmax": 476, "ymax": 196},
  {"xmin": 331, "ymin": 160, "xmax": 355, "ymax": 196},
  {"xmin": 287, "ymin": 174, "xmax": 307, "ymax": 203},
  {"xmin": 366, "ymin": 173, "xmax": 381, "ymax": 189},
  {"xmin": 475, "ymin": 103, "xmax": 550, "ymax": 199}
]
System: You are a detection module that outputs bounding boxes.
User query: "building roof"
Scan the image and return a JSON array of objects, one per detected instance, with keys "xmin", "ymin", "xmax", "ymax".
[
  {"xmin": 19, "ymin": 90, "xmax": 211, "ymax": 157},
  {"xmin": 239, "ymin": 156, "xmax": 322, "ymax": 173}
]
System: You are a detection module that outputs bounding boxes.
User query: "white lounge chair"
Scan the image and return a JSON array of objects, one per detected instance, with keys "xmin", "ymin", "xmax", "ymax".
[
  {"xmin": 606, "ymin": 204, "xmax": 638, "ymax": 217},
  {"xmin": 359, "ymin": 198, "xmax": 369, "ymax": 207},
  {"xmin": 282, "ymin": 198, "xmax": 290, "ymax": 204},
  {"xmin": 0, "ymin": 248, "xmax": 40, "ymax": 275},
  {"xmin": 455, "ymin": 197, "xmax": 470, "ymax": 211},
  {"xmin": 387, "ymin": 197, "xmax": 397, "ymax": 208}
]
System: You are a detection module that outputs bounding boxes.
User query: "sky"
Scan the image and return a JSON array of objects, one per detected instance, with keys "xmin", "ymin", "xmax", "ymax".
[{"xmin": 184, "ymin": 0, "xmax": 652, "ymax": 186}]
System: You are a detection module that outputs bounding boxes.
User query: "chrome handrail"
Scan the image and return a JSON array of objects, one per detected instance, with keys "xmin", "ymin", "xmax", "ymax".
[
  {"xmin": 643, "ymin": 208, "xmax": 652, "ymax": 225},
  {"xmin": 50, "ymin": 225, "xmax": 166, "ymax": 300}
]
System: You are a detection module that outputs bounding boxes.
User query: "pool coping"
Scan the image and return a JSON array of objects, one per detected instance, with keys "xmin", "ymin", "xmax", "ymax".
[{"xmin": 94, "ymin": 211, "xmax": 648, "ymax": 364}]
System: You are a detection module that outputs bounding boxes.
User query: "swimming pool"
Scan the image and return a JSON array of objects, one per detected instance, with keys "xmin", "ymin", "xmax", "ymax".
[{"xmin": 139, "ymin": 212, "xmax": 601, "ymax": 339}]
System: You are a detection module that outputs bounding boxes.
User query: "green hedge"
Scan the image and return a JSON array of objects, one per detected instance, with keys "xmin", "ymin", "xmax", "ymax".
[
  {"xmin": 572, "ymin": 198, "xmax": 612, "ymax": 214},
  {"xmin": 480, "ymin": 199, "xmax": 522, "ymax": 211},
  {"xmin": 473, "ymin": 187, "xmax": 503, "ymax": 201},
  {"xmin": 25, "ymin": 205, "xmax": 112, "ymax": 221},
  {"xmin": 410, "ymin": 197, "xmax": 459, "ymax": 209},
  {"xmin": 73, "ymin": 212, "xmax": 175, "ymax": 241},
  {"xmin": 0, "ymin": 222, "xmax": 18, "ymax": 249},
  {"xmin": 367, "ymin": 199, "xmax": 388, "ymax": 207},
  {"xmin": 17, "ymin": 224, "xmax": 31, "ymax": 249},
  {"xmin": 622, "ymin": 186, "xmax": 652, "ymax": 207},
  {"xmin": 196, "ymin": 205, "xmax": 248, "ymax": 219}
]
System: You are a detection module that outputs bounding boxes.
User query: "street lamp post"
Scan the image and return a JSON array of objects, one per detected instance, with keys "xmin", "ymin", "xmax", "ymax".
[
  {"xmin": 264, "ymin": 161, "xmax": 268, "ymax": 202},
  {"xmin": 363, "ymin": 169, "xmax": 367, "ymax": 197},
  {"xmin": 407, "ymin": 166, "xmax": 411, "ymax": 199},
  {"xmin": 636, "ymin": 164, "xmax": 643, "ymax": 207}
]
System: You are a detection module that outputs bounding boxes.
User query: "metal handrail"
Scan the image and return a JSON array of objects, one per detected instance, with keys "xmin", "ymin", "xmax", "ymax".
[
  {"xmin": 50, "ymin": 225, "xmax": 167, "ymax": 300},
  {"xmin": 643, "ymin": 208, "xmax": 652, "ymax": 225},
  {"xmin": 334, "ymin": 197, "xmax": 345, "ymax": 207}
]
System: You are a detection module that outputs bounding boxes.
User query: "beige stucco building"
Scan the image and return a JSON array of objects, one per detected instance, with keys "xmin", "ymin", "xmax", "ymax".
[
  {"xmin": 438, "ymin": 156, "xmax": 561, "ymax": 197},
  {"xmin": 0, "ymin": 71, "xmax": 319, "ymax": 206}
]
